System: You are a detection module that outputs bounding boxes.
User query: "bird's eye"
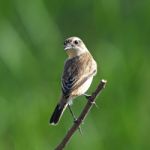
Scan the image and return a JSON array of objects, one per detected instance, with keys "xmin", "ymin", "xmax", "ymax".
[{"xmin": 74, "ymin": 40, "xmax": 79, "ymax": 45}]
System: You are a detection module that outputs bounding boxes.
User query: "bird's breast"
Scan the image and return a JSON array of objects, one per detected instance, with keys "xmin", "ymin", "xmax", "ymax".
[{"xmin": 72, "ymin": 77, "xmax": 93, "ymax": 96}]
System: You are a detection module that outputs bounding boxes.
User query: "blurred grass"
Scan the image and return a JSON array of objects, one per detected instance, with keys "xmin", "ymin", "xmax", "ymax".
[{"xmin": 0, "ymin": 0, "xmax": 150, "ymax": 150}]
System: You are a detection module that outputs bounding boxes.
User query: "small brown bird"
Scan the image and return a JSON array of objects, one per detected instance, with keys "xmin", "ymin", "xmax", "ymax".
[{"xmin": 50, "ymin": 37, "xmax": 97, "ymax": 125}]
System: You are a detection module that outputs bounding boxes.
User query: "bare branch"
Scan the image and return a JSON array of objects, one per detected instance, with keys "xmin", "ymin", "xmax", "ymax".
[{"xmin": 55, "ymin": 79, "xmax": 107, "ymax": 150}]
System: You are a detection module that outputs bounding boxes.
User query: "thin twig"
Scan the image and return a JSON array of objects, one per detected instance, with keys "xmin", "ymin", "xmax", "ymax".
[{"xmin": 55, "ymin": 79, "xmax": 107, "ymax": 150}]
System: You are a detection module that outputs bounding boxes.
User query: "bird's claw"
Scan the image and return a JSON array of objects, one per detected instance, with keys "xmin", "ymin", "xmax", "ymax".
[{"xmin": 83, "ymin": 94, "xmax": 99, "ymax": 108}]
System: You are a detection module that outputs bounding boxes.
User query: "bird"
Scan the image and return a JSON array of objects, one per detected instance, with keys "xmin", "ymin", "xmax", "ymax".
[{"xmin": 50, "ymin": 37, "xmax": 97, "ymax": 125}]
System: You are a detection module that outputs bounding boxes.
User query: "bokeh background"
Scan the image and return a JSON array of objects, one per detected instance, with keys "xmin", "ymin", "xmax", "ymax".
[{"xmin": 0, "ymin": 0, "xmax": 150, "ymax": 150}]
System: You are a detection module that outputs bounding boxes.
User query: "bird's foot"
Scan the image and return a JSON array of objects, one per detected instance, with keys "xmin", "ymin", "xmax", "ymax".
[
  {"xmin": 83, "ymin": 93, "xmax": 99, "ymax": 109},
  {"xmin": 83, "ymin": 93, "xmax": 92, "ymax": 100}
]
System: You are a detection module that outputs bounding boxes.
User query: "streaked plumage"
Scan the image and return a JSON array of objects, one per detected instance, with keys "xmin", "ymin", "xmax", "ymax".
[{"xmin": 50, "ymin": 37, "xmax": 97, "ymax": 125}]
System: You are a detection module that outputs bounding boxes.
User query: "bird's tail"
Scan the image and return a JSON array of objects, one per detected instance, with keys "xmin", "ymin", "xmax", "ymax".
[{"xmin": 50, "ymin": 98, "xmax": 68, "ymax": 125}]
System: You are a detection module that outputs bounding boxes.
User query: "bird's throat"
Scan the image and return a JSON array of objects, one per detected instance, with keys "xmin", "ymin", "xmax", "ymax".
[
  {"xmin": 66, "ymin": 49, "xmax": 83, "ymax": 59},
  {"xmin": 66, "ymin": 49, "xmax": 78, "ymax": 58}
]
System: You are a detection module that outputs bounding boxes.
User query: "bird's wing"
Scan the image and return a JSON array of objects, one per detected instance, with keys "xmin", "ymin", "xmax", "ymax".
[{"xmin": 61, "ymin": 52, "xmax": 97, "ymax": 97}]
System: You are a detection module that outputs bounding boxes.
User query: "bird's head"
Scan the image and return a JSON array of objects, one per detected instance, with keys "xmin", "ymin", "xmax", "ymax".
[{"xmin": 64, "ymin": 37, "xmax": 88, "ymax": 58}]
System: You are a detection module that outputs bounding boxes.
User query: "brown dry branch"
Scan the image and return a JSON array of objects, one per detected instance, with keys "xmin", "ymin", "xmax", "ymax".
[{"xmin": 55, "ymin": 79, "xmax": 107, "ymax": 150}]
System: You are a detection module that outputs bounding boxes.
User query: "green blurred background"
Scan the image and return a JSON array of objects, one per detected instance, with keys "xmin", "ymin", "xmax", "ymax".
[{"xmin": 0, "ymin": 0, "xmax": 150, "ymax": 150}]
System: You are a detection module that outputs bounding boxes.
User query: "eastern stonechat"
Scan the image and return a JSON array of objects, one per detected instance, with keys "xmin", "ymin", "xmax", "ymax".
[{"xmin": 50, "ymin": 37, "xmax": 97, "ymax": 125}]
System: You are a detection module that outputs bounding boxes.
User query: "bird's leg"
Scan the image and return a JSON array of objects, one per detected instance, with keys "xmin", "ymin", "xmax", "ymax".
[
  {"xmin": 68, "ymin": 105, "xmax": 83, "ymax": 135},
  {"xmin": 83, "ymin": 93, "xmax": 99, "ymax": 108},
  {"xmin": 83, "ymin": 93, "xmax": 92, "ymax": 99}
]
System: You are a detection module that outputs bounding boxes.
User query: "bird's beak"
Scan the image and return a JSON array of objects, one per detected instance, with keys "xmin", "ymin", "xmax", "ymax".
[{"xmin": 64, "ymin": 44, "xmax": 73, "ymax": 51}]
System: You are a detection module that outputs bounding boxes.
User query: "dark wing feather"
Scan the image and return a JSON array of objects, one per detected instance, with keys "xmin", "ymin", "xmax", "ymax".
[
  {"xmin": 61, "ymin": 58, "xmax": 79, "ymax": 95},
  {"xmin": 62, "ymin": 76, "xmax": 76, "ymax": 94}
]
